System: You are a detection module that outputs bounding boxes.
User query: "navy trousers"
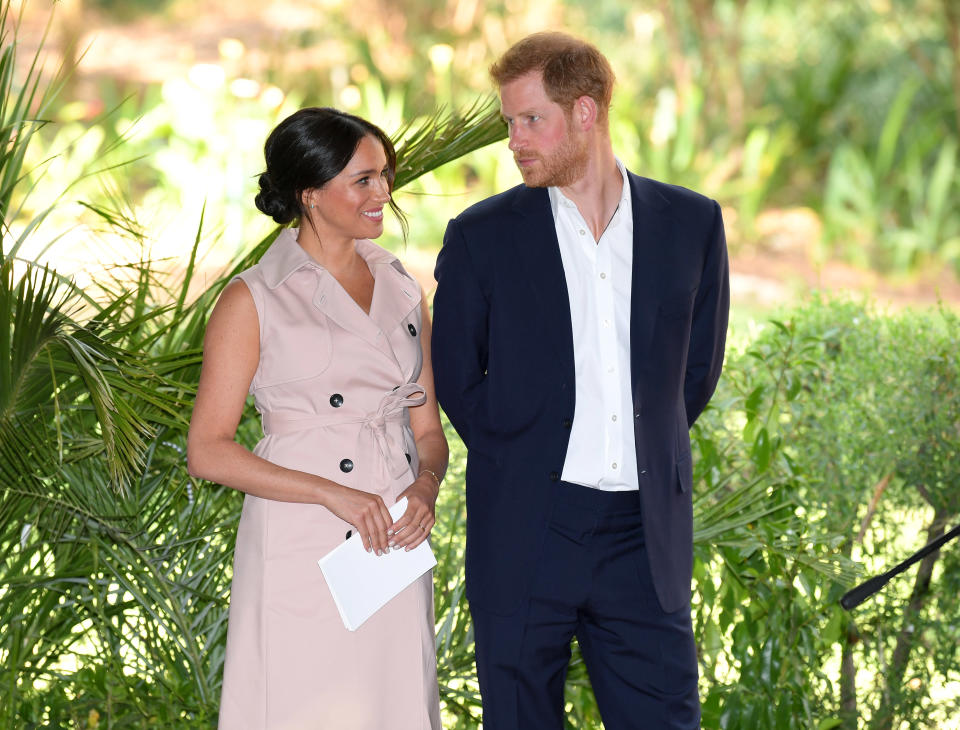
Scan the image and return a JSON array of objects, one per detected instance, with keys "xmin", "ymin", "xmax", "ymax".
[{"xmin": 470, "ymin": 481, "xmax": 700, "ymax": 729}]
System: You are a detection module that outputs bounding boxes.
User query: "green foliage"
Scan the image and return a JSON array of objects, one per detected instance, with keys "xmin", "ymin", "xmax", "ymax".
[
  {"xmin": 25, "ymin": 0, "xmax": 958, "ymax": 275},
  {"xmin": 3, "ymin": 1, "xmax": 960, "ymax": 728},
  {"xmin": 0, "ymin": 1, "xmax": 69, "ymax": 249},
  {"xmin": 693, "ymin": 299, "xmax": 960, "ymax": 729},
  {"xmin": 824, "ymin": 80, "xmax": 960, "ymax": 272},
  {"xmin": 393, "ymin": 99, "xmax": 506, "ymax": 190},
  {"xmin": 87, "ymin": 0, "xmax": 175, "ymax": 21}
]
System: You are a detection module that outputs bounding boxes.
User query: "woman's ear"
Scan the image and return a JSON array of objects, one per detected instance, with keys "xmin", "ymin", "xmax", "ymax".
[{"xmin": 300, "ymin": 189, "xmax": 317, "ymax": 211}]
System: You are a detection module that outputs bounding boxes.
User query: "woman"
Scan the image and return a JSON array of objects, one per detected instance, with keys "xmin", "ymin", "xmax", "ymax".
[{"xmin": 187, "ymin": 107, "xmax": 447, "ymax": 729}]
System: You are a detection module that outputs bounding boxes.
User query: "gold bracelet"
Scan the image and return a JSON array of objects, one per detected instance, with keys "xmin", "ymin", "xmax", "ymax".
[{"xmin": 418, "ymin": 468, "xmax": 441, "ymax": 489}]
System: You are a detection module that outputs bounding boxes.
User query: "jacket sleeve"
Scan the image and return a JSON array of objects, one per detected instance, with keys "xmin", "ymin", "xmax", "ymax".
[
  {"xmin": 684, "ymin": 200, "xmax": 730, "ymax": 427},
  {"xmin": 431, "ymin": 217, "xmax": 490, "ymax": 448}
]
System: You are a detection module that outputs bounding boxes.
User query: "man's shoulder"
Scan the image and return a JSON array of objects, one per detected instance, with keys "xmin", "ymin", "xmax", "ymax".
[
  {"xmin": 453, "ymin": 183, "xmax": 544, "ymax": 228},
  {"xmin": 627, "ymin": 172, "xmax": 717, "ymax": 216}
]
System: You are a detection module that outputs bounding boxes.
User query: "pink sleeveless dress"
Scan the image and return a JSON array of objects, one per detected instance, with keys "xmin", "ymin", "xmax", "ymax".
[{"xmin": 218, "ymin": 229, "xmax": 440, "ymax": 729}]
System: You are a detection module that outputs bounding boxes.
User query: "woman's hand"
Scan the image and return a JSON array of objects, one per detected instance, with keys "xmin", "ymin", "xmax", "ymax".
[
  {"xmin": 390, "ymin": 475, "xmax": 439, "ymax": 551},
  {"xmin": 324, "ymin": 485, "xmax": 394, "ymax": 556}
]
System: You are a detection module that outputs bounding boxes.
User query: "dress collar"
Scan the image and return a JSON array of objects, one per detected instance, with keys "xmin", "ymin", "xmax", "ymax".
[{"xmin": 260, "ymin": 227, "xmax": 403, "ymax": 290}]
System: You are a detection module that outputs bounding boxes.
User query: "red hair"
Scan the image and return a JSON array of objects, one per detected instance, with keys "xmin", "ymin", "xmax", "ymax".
[{"xmin": 489, "ymin": 32, "xmax": 615, "ymax": 121}]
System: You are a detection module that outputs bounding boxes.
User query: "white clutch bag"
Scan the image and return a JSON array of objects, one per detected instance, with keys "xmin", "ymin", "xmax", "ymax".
[{"xmin": 318, "ymin": 497, "xmax": 437, "ymax": 631}]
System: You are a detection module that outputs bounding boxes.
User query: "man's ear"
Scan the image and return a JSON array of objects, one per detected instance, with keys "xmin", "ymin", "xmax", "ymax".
[{"xmin": 575, "ymin": 95, "xmax": 598, "ymax": 132}]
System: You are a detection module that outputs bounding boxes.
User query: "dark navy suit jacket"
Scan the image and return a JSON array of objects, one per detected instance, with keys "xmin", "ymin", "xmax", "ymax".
[{"xmin": 431, "ymin": 172, "xmax": 729, "ymax": 614}]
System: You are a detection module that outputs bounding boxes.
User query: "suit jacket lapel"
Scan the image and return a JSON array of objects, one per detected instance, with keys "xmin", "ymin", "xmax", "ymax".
[
  {"xmin": 628, "ymin": 173, "xmax": 672, "ymax": 374},
  {"xmin": 511, "ymin": 186, "xmax": 576, "ymax": 368},
  {"xmin": 509, "ymin": 176, "xmax": 672, "ymax": 383}
]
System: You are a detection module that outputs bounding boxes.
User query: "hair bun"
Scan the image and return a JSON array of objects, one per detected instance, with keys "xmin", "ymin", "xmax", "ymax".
[{"xmin": 254, "ymin": 172, "xmax": 297, "ymax": 224}]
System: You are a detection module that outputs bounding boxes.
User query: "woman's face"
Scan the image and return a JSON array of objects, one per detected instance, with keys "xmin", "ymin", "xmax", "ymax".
[{"xmin": 307, "ymin": 135, "xmax": 392, "ymax": 243}]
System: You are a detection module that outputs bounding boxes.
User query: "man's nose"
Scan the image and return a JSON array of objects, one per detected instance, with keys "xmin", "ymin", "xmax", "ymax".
[{"xmin": 507, "ymin": 126, "xmax": 525, "ymax": 151}]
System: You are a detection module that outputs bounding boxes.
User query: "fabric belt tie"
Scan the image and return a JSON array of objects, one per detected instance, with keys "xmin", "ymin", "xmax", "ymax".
[{"xmin": 261, "ymin": 383, "xmax": 427, "ymax": 483}]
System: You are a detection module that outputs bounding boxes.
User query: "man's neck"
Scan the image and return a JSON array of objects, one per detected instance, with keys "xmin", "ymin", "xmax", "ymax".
[{"xmin": 556, "ymin": 141, "xmax": 623, "ymax": 241}]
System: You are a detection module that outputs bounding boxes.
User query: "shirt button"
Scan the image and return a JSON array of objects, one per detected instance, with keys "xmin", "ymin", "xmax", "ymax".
[
  {"xmin": 611, "ymin": 414, "xmax": 617, "ymax": 422},
  {"xmin": 611, "ymin": 462, "xmax": 618, "ymax": 470},
  {"xmin": 603, "ymin": 319, "xmax": 610, "ymax": 328},
  {"xmin": 408, "ymin": 323, "xmax": 417, "ymax": 336},
  {"xmin": 329, "ymin": 393, "xmax": 344, "ymax": 408},
  {"xmin": 405, "ymin": 453, "xmax": 411, "ymax": 464},
  {"xmin": 339, "ymin": 459, "xmax": 354, "ymax": 473},
  {"xmin": 600, "ymin": 272, "xmax": 606, "ymax": 279},
  {"xmin": 579, "ymin": 229, "xmax": 586, "ymax": 236}
]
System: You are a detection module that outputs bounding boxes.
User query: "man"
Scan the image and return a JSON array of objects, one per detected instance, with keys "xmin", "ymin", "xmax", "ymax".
[{"xmin": 431, "ymin": 32, "xmax": 728, "ymax": 729}]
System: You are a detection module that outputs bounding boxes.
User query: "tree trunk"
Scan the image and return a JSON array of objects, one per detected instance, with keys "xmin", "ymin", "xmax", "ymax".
[
  {"xmin": 870, "ymin": 510, "xmax": 947, "ymax": 730},
  {"xmin": 687, "ymin": 0, "xmax": 747, "ymax": 136},
  {"xmin": 56, "ymin": 0, "xmax": 84, "ymax": 100},
  {"xmin": 943, "ymin": 0, "xmax": 960, "ymax": 135},
  {"xmin": 656, "ymin": 0, "xmax": 695, "ymax": 113},
  {"xmin": 840, "ymin": 616, "xmax": 859, "ymax": 727}
]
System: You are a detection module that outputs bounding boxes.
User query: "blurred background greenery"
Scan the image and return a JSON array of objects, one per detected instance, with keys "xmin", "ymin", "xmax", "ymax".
[
  {"xmin": 13, "ymin": 0, "xmax": 960, "ymax": 304},
  {"xmin": 2, "ymin": 0, "xmax": 959, "ymax": 728}
]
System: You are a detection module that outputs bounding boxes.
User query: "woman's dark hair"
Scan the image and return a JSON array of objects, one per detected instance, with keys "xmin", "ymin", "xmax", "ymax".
[{"xmin": 254, "ymin": 107, "xmax": 406, "ymax": 237}]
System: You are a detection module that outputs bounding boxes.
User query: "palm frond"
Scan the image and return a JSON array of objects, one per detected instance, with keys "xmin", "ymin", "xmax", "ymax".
[
  {"xmin": 693, "ymin": 467, "xmax": 860, "ymax": 585},
  {"xmin": 0, "ymin": 4, "xmax": 72, "ymax": 241},
  {"xmin": 0, "ymin": 256, "xmax": 197, "ymax": 490},
  {"xmin": 392, "ymin": 97, "xmax": 506, "ymax": 189},
  {"xmin": 0, "ymin": 446, "xmax": 236, "ymax": 720}
]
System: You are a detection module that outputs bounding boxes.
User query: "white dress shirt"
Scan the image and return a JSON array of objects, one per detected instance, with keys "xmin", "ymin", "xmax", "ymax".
[{"xmin": 550, "ymin": 159, "xmax": 639, "ymax": 492}]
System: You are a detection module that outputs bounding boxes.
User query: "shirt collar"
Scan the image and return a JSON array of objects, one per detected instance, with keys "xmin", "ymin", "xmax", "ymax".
[
  {"xmin": 260, "ymin": 227, "xmax": 402, "ymax": 290},
  {"xmin": 548, "ymin": 157, "xmax": 630, "ymax": 219}
]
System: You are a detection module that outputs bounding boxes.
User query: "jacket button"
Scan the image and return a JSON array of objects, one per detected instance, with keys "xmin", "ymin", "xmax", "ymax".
[
  {"xmin": 561, "ymin": 418, "xmax": 572, "ymax": 428},
  {"xmin": 329, "ymin": 393, "xmax": 343, "ymax": 408},
  {"xmin": 639, "ymin": 468, "xmax": 648, "ymax": 476},
  {"xmin": 549, "ymin": 471, "xmax": 560, "ymax": 482},
  {"xmin": 408, "ymin": 323, "xmax": 417, "ymax": 336},
  {"xmin": 339, "ymin": 459, "xmax": 354, "ymax": 473}
]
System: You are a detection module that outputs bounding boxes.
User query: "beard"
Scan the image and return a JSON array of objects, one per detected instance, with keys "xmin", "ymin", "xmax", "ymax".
[{"xmin": 514, "ymin": 131, "xmax": 589, "ymax": 188}]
